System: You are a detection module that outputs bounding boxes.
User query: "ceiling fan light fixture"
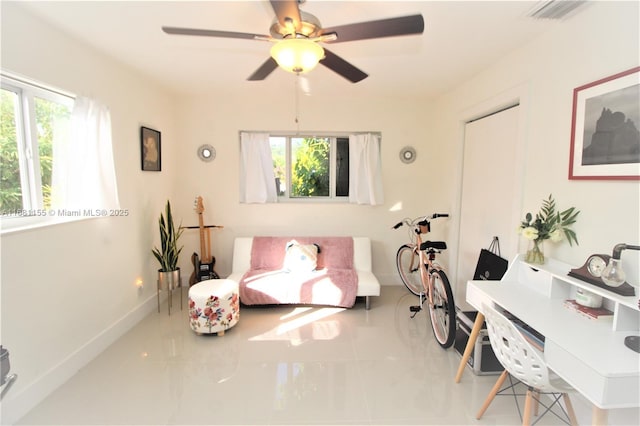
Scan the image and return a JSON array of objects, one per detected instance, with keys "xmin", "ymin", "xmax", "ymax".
[{"xmin": 270, "ymin": 38, "xmax": 324, "ymax": 74}]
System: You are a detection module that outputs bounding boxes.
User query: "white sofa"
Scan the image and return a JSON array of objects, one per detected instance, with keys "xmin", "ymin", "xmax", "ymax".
[{"xmin": 227, "ymin": 237, "xmax": 381, "ymax": 309}]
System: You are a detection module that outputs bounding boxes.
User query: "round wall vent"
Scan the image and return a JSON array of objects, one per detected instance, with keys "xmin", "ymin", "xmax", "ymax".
[
  {"xmin": 399, "ymin": 146, "xmax": 416, "ymax": 164},
  {"xmin": 197, "ymin": 144, "xmax": 216, "ymax": 162}
]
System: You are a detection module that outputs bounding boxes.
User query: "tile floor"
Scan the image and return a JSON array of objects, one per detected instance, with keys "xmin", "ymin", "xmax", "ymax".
[{"xmin": 15, "ymin": 286, "xmax": 640, "ymax": 425}]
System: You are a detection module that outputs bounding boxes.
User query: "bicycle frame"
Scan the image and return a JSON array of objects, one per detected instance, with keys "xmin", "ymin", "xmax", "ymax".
[
  {"xmin": 394, "ymin": 213, "xmax": 456, "ymax": 348},
  {"xmin": 414, "ymin": 228, "xmax": 438, "ymax": 308},
  {"xmin": 408, "ymin": 220, "xmax": 446, "ymax": 308}
]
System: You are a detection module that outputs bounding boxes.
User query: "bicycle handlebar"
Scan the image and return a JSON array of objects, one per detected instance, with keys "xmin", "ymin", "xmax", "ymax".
[{"xmin": 392, "ymin": 213, "xmax": 449, "ymax": 229}]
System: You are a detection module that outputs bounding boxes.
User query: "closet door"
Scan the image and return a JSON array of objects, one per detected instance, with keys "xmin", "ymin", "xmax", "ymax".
[{"xmin": 456, "ymin": 105, "xmax": 521, "ymax": 295}]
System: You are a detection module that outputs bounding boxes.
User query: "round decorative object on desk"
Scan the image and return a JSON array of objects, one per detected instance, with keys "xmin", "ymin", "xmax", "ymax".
[
  {"xmin": 601, "ymin": 258, "xmax": 626, "ymax": 287},
  {"xmin": 624, "ymin": 336, "xmax": 640, "ymax": 353},
  {"xmin": 575, "ymin": 288, "xmax": 602, "ymax": 308}
]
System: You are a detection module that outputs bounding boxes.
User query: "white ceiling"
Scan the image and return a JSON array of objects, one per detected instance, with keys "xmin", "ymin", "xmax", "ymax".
[{"xmin": 15, "ymin": 1, "xmax": 575, "ymax": 99}]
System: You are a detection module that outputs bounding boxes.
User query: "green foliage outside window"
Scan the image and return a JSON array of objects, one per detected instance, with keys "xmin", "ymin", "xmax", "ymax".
[
  {"xmin": 269, "ymin": 135, "xmax": 348, "ymax": 199},
  {"xmin": 0, "ymin": 88, "xmax": 70, "ymax": 212},
  {"xmin": 35, "ymin": 97, "xmax": 68, "ymax": 208},
  {"xmin": 0, "ymin": 89, "xmax": 22, "ymax": 211},
  {"xmin": 291, "ymin": 137, "xmax": 329, "ymax": 197}
]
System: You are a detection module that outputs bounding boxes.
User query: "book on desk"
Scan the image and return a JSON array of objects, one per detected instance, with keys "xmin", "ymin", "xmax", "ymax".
[{"xmin": 563, "ymin": 299, "xmax": 614, "ymax": 320}]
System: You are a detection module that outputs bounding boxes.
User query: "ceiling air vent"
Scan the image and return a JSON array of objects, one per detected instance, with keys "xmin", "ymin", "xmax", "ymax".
[{"xmin": 526, "ymin": 0, "xmax": 587, "ymax": 20}]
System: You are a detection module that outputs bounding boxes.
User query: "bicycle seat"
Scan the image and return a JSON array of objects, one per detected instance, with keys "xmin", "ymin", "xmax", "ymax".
[{"xmin": 420, "ymin": 241, "xmax": 447, "ymax": 251}]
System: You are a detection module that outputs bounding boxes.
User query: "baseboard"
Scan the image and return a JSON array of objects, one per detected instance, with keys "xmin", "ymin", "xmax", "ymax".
[{"xmin": 1, "ymin": 293, "xmax": 158, "ymax": 425}]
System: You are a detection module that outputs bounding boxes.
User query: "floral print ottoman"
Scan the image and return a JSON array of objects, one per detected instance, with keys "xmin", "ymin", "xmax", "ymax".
[{"xmin": 188, "ymin": 279, "xmax": 240, "ymax": 335}]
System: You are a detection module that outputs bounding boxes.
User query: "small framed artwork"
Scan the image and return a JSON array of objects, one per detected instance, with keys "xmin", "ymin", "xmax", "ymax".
[
  {"xmin": 141, "ymin": 126, "xmax": 161, "ymax": 171},
  {"xmin": 569, "ymin": 66, "xmax": 640, "ymax": 180}
]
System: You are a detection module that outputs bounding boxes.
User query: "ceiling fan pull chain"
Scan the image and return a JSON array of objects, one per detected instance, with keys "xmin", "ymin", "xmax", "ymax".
[{"xmin": 294, "ymin": 74, "xmax": 300, "ymax": 133}]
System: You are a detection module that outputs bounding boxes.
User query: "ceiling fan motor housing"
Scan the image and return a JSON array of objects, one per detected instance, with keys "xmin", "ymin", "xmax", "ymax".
[
  {"xmin": 162, "ymin": 1, "xmax": 424, "ymax": 83},
  {"xmin": 270, "ymin": 11, "xmax": 322, "ymax": 39}
]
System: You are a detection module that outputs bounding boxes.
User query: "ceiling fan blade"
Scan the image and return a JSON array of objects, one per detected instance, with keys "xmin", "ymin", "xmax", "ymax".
[
  {"xmin": 247, "ymin": 57, "xmax": 279, "ymax": 81},
  {"xmin": 319, "ymin": 14, "xmax": 424, "ymax": 43},
  {"xmin": 270, "ymin": 0, "xmax": 302, "ymax": 32},
  {"xmin": 320, "ymin": 49, "xmax": 368, "ymax": 83},
  {"xmin": 162, "ymin": 26, "xmax": 269, "ymax": 40}
]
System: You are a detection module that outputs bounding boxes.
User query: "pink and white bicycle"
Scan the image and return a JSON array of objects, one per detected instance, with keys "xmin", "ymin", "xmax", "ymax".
[{"xmin": 393, "ymin": 213, "xmax": 456, "ymax": 348}]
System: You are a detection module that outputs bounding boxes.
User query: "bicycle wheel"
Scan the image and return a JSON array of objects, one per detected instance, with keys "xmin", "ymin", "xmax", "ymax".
[
  {"xmin": 396, "ymin": 244, "xmax": 424, "ymax": 296},
  {"xmin": 427, "ymin": 269, "xmax": 456, "ymax": 348}
]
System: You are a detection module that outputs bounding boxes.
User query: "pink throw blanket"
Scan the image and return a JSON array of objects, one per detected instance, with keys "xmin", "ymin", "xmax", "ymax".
[{"xmin": 239, "ymin": 237, "xmax": 358, "ymax": 308}]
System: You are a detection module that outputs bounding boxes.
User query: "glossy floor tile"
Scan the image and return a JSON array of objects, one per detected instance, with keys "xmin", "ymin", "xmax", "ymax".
[{"xmin": 15, "ymin": 286, "xmax": 640, "ymax": 425}]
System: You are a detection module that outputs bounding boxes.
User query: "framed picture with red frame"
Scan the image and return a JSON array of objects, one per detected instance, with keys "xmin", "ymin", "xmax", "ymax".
[{"xmin": 569, "ymin": 66, "xmax": 640, "ymax": 180}]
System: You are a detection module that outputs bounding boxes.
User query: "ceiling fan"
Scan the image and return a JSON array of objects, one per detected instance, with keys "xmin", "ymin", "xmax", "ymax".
[{"xmin": 162, "ymin": 0, "xmax": 424, "ymax": 83}]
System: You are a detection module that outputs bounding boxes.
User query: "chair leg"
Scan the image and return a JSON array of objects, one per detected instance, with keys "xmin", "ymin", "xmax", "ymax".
[
  {"xmin": 476, "ymin": 370, "xmax": 509, "ymax": 419},
  {"xmin": 533, "ymin": 390, "xmax": 540, "ymax": 416},
  {"xmin": 522, "ymin": 389, "xmax": 534, "ymax": 426},
  {"xmin": 562, "ymin": 393, "xmax": 579, "ymax": 426},
  {"xmin": 455, "ymin": 313, "xmax": 485, "ymax": 383},
  {"xmin": 592, "ymin": 406, "xmax": 608, "ymax": 425}
]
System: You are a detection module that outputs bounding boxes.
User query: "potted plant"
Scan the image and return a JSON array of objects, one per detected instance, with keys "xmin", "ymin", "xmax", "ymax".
[
  {"xmin": 152, "ymin": 200, "xmax": 184, "ymax": 290},
  {"xmin": 518, "ymin": 194, "xmax": 580, "ymax": 264}
]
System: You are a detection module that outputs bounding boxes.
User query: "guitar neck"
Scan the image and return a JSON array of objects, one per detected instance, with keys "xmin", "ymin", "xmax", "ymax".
[{"xmin": 198, "ymin": 212, "xmax": 210, "ymax": 263}]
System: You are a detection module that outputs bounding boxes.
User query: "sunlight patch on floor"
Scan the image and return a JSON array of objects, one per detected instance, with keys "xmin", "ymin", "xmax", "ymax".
[{"xmin": 250, "ymin": 307, "xmax": 345, "ymax": 345}]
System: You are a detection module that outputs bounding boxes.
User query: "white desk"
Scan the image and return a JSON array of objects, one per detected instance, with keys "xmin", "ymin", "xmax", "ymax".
[{"xmin": 461, "ymin": 254, "xmax": 640, "ymax": 424}]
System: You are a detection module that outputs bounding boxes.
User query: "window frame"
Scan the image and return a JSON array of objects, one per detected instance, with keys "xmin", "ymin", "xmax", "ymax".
[
  {"xmin": 1, "ymin": 74, "xmax": 75, "ymax": 232},
  {"xmin": 270, "ymin": 133, "xmax": 350, "ymax": 202}
]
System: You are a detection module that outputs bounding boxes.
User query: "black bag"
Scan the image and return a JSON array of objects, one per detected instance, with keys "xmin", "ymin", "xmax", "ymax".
[{"xmin": 473, "ymin": 237, "xmax": 508, "ymax": 281}]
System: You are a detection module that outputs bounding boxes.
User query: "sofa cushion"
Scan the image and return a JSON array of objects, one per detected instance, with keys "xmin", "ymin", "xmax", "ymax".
[
  {"xmin": 239, "ymin": 268, "xmax": 358, "ymax": 308},
  {"xmin": 241, "ymin": 236, "xmax": 359, "ymax": 308},
  {"xmin": 315, "ymin": 237, "xmax": 353, "ymax": 269},
  {"xmin": 249, "ymin": 237, "xmax": 354, "ymax": 270},
  {"xmin": 283, "ymin": 240, "xmax": 319, "ymax": 272},
  {"xmin": 249, "ymin": 237, "xmax": 288, "ymax": 270}
]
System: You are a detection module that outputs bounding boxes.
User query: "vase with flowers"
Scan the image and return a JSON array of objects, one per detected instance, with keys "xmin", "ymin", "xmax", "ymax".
[{"xmin": 518, "ymin": 194, "xmax": 580, "ymax": 264}]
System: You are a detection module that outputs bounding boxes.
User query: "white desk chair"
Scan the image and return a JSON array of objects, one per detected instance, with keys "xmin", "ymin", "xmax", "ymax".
[{"xmin": 476, "ymin": 303, "xmax": 578, "ymax": 426}]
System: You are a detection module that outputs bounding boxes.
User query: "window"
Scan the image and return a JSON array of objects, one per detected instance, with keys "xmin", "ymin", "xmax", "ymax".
[
  {"xmin": 239, "ymin": 131, "xmax": 383, "ymax": 205},
  {"xmin": 270, "ymin": 135, "xmax": 350, "ymax": 200},
  {"xmin": 1, "ymin": 74, "xmax": 119, "ymax": 230},
  {"xmin": 1, "ymin": 77, "xmax": 73, "ymax": 216}
]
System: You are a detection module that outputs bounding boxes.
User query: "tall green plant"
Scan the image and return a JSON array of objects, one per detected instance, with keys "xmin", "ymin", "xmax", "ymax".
[{"xmin": 152, "ymin": 200, "xmax": 183, "ymax": 272}]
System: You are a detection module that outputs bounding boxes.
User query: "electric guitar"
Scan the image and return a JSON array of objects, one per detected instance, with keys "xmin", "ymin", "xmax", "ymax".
[{"xmin": 190, "ymin": 196, "xmax": 219, "ymax": 285}]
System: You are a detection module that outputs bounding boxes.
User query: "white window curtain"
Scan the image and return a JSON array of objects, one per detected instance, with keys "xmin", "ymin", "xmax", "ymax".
[
  {"xmin": 239, "ymin": 132, "xmax": 277, "ymax": 203},
  {"xmin": 348, "ymin": 133, "xmax": 384, "ymax": 205},
  {"xmin": 51, "ymin": 96, "xmax": 120, "ymax": 210}
]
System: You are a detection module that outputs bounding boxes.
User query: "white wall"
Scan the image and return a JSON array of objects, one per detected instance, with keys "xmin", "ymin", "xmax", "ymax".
[
  {"xmin": 432, "ymin": 1, "xmax": 639, "ymax": 304},
  {"xmin": 171, "ymin": 92, "xmax": 449, "ymax": 286},
  {"xmin": 1, "ymin": 3, "xmax": 178, "ymax": 423},
  {"xmin": 1, "ymin": 1, "xmax": 638, "ymax": 423},
  {"xmin": 172, "ymin": 1, "xmax": 640, "ymax": 300}
]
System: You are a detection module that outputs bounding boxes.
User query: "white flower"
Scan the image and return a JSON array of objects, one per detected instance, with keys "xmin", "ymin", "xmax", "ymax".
[
  {"xmin": 549, "ymin": 228, "xmax": 563, "ymax": 242},
  {"xmin": 521, "ymin": 226, "xmax": 539, "ymax": 240}
]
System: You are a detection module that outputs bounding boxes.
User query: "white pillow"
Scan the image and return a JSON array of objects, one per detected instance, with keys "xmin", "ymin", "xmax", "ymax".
[{"xmin": 283, "ymin": 240, "xmax": 319, "ymax": 272}]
